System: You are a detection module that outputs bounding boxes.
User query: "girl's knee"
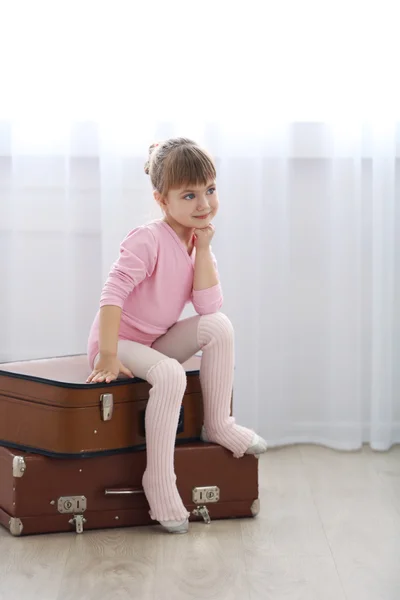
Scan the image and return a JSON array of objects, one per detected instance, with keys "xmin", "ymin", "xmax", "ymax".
[
  {"xmin": 147, "ymin": 358, "xmax": 187, "ymax": 393},
  {"xmin": 200, "ymin": 312, "xmax": 234, "ymax": 343}
]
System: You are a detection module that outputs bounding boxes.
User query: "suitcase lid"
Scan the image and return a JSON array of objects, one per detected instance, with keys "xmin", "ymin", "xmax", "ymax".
[
  {"xmin": 0, "ymin": 354, "xmax": 200, "ymax": 385},
  {"xmin": 0, "ymin": 354, "xmax": 201, "ymax": 407}
]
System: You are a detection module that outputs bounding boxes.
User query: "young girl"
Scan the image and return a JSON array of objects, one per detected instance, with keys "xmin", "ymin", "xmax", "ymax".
[{"xmin": 86, "ymin": 138, "xmax": 267, "ymax": 534}]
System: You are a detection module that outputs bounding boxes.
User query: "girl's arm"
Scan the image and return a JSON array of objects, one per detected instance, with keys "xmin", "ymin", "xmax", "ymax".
[
  {"xmin": 98, "ymin": 305, "xmax": 123, "ymax": 357},
  {"xmin": 87, "ymin": 227, "xmax": 158, "ymax": 384},
  {"xmin": 86, "ymin": 305, "xmax": 134, "ymax": 383},
  {"xmin": 193, "ymin": 247, "xmax": 219, "ymax": 290},
  {"xmin": 192, "ymin": 225, "xmax": 223, "ymax": 315}
]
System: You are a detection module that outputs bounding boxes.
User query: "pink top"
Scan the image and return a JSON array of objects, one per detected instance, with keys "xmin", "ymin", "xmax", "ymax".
[{"xmin": 87, "ymin": 220, "xmax": 223, "ymax": 366}]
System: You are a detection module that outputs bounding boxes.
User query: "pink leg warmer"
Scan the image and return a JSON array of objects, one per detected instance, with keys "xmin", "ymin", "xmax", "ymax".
[
  {"xmin": 198, "ymin": 313, "xmax": 254, "ymax": 458},
  {"xmin": 141, "ymin": 358, "xmax": 190, "ymax": 522}
]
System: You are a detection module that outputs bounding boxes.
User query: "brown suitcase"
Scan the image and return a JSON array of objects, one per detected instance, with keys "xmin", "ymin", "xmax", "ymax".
[
  {"xmin": 0, "ymin": 442, "xmax": 260, "ymax": 536},
  {"xmin": 0, "ymin": 355, "xmax": 203, "ymax": 457}
]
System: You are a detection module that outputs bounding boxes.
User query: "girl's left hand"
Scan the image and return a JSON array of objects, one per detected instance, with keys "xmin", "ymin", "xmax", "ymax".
[{"xmin": 194, "ymin": 224, "xmax": 215, "ymax": 250}]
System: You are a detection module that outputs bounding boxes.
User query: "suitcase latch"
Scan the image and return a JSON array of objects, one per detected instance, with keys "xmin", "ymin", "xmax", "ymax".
[
  {"xmin": 192, "ymin": 506, "xmax": 211, "ymax": 524},
  {"xmin": 58, "ymin": 496, "xmax": 87, "ymax": 514},
  {"xmin": 100, "ymin": 393, "xmax": 114, "ymax": 421},
  {"xmin": 69, "ymin": 515, "xmax": 87, "ymax": 534},
  {"xmin": 192, "ymin": 486, "xmax": 220, "ymax": 504},
  {"xmin": 57, "ymin": 496, "xmax": 87, "ymax": 533}
]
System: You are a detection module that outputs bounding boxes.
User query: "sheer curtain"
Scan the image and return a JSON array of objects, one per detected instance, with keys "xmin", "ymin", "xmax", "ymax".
[
  {"xmin": 1, "ymin": 2, "xmax": 399, "ymax": 451},
  {"xmin": 1, "ymin": 120, "xmax": 399, "ymax": 451}
]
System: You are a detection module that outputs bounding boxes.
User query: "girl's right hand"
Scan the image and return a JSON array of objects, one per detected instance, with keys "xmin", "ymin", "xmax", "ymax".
[{"xmin": 86, "ymin": 354, "xmax": 134, "ymax": 384}]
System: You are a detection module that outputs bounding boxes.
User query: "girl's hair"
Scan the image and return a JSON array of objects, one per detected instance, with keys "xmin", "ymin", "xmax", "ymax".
[{"xmin": 144, "ymin": 137, "xmax": 216, "ymax": 196}]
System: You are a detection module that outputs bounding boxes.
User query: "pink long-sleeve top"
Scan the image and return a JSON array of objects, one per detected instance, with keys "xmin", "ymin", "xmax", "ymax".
[{"xmin": 87, "ymin": 220, "xmax": 223, "ymax": 367}]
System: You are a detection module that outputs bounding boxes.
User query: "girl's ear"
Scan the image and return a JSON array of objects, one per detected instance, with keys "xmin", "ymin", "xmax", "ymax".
[{"xmin": 153, "ymin": 190, "xmax": 168, "ymax": 208}]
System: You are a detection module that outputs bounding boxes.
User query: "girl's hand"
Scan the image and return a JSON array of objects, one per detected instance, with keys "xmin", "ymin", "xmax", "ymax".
[
  {"xmin": 194, "ymin": 224, "xmax": 215, "ymax": 250},
  {"xmin": 86, "ymin": 354, "xmax": 134, "ymax": 384}
]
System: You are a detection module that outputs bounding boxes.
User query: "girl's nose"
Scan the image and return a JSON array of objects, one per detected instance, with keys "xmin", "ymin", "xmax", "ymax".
[{"xmin": 197, "ymin": 195, "xmax": 209, "ymax": 210}]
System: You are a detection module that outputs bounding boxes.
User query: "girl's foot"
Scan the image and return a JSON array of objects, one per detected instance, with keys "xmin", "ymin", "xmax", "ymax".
[
  {"xmin": 245, "ymin": 432, "xmax": 268, "ymax": 455},
  {"xmin": 200, "ymin": 426, "xmax": 267, "ymax": 456},
  {"xmin": 142, "ymin": 467, "xmax": 190, "ymax": 534},
  {"xmin": 159, "ymin": 518, "xmax": 189, "ymax": 534}
]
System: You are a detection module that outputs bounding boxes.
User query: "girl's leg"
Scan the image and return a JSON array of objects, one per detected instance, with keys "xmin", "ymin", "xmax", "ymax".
[
  {"xmin": 153, "ymin": 313, "xmax": 265, "ymax": 458},
  {"xmin": 115, "ymin": 340, "xmax": 190, "ymax": 528}
]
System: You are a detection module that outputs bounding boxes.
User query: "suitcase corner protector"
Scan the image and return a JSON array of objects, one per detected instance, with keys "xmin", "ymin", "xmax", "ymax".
[
  {"xmin": 12, "ymin": 456, "xmax": 27, "ymax": 478},
  {"xmin": 9, "ymin": 517, "xmax": 23, "ymax": 536},
  {"xmin": 251, "ymin": 499, "xmax": 260, "ymax": 517}
]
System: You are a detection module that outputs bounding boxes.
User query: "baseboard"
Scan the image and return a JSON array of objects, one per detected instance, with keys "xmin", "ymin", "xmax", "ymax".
[{"xmin": 262, "ymin": 421, "xmax": 400, "ymax": 451}]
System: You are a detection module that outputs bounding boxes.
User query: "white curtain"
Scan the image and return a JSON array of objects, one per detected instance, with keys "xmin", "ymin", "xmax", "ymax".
[
  {"xmin": 1, "ymin": 120, "xmax": 399, "ymax": 452},
  {"xmin": 1, "ymin": 2, "xmax": 400, "ymax": 451}
]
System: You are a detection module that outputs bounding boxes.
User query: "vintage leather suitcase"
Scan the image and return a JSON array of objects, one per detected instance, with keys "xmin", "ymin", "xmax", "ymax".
[
  {"xmin": 0, "ymin": 355, "xmax": 203, "ymax": 457},
  {"xmin": 0, "ymin": 442, "xmax": 260, "ymax": 536}
]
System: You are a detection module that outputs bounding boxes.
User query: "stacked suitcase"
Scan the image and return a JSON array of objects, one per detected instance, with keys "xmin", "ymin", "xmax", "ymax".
[{"xmin": 0, "ymin": 355, "xmax": 259, "ymax": 536}]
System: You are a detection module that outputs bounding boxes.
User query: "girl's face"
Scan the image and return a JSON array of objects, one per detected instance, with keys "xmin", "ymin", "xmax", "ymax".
[{"xmin": 156, "ymin": 180, "xmax": 219, "ymax": 229}]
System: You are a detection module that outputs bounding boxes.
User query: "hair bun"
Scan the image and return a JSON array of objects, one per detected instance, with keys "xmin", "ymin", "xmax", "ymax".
[{"xmin": 144, "ymin": 142, "xmax": 159, "ymax": 175}]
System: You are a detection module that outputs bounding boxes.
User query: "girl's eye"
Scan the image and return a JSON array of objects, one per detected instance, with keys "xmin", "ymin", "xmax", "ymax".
[
  {"xmin": 184, "ymin": 193, "xmax": 196, "ymax": 200},
  {"xmin": 206, "ymin": 187, "xmax": 216, "ymax": 195}
]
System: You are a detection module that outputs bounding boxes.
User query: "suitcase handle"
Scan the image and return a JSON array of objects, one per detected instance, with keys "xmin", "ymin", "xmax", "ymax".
[{"xmin": 104, "ymin": 488, "xmax": 144, "ymax": 496}]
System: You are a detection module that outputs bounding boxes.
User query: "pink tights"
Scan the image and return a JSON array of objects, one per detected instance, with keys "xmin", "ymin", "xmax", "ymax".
[{"xmin": 116, "ymin": 313, "xmax": 254, "ymax": 522}]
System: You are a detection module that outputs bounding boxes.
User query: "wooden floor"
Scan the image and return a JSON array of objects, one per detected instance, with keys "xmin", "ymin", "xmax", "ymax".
[{"xmin": 0, "ymin": 444, "xmax": 399, "ymax": 600}]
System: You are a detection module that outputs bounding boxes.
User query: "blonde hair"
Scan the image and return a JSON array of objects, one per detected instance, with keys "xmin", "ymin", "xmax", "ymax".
[{"xmin": 144, "ymin": 137, "xmax": 216, "ymax": 196}]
